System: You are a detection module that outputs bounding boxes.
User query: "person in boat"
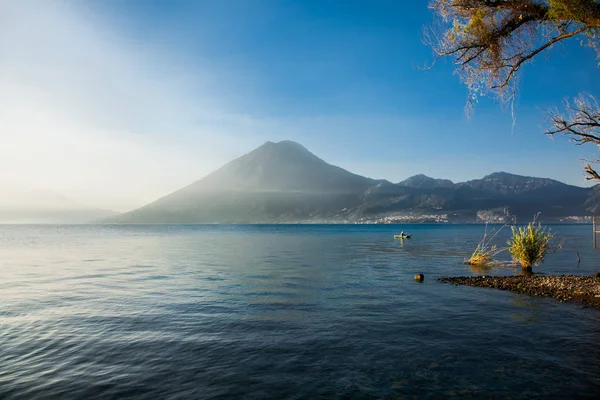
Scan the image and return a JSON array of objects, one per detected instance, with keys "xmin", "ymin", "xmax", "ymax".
[{"xmin": 400, "ymin": 231, "xmax": 405, "ymax": 237}]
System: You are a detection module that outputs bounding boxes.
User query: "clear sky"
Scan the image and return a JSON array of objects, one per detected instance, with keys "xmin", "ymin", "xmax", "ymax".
[{"xmin": 1, "ymin": 0, "xmax": 599, "ymax": 211}]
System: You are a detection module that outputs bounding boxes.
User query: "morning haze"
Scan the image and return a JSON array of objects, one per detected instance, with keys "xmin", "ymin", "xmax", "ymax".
[{"xmin": 2, "ymin": 0, "xmax": 600, "ymax": 218}]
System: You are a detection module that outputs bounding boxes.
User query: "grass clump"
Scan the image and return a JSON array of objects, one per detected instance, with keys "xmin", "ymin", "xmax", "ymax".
[
  {"xmin": 507, "ymin": 222, "xmax": 554, "ymax": 270},
  {"xmin": 466, "ymin": 222, "xmax": 507, "ymax": 267},
  {"xmin": 468, "ymin": 243, "xmax": 497, "ymax": 266}
]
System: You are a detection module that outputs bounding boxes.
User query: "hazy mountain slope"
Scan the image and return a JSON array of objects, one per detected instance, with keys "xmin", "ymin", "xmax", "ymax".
[
  {"xmin": 193, "ymin": 141, "xmax": 374, "ymax": 192},
  {"xmin": 108, "ymin": 142, "xmax": 599, "ymax": 224},
  {"xmin": 0, "ymin": 209, "xmax": 118, "ymax": 224},
  {"xmin": 110, "ymin": 141, "xmax": 379, "ymax": 223},
  {"xmin": 0, "ymin": 190, "xmax": 118, "ymax": 223}
]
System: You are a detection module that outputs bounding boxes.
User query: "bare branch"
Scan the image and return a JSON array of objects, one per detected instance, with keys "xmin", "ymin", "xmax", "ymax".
[
  {"xmin": 547, "ymin": 94, "xmax": 600, "ymax": 181},
  {"xmin": 493, "ymin": 25, "xmax": 591, "ymax": 89},
  {"xmin": 585, "ymin": 164, "xmax": 600, "ymax": 180}
]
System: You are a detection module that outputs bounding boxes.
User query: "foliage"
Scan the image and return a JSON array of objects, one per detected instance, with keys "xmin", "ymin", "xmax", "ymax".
[
  {"xmin": 428, "ymin": 0, "xmax": 600, "ymax": 104},
  {"xmin": 428, "ymin": 0, "xmax": 600, "ymax": 180},
  {"xmin": 468, "ymin": 243, "xmax": 497, "ymax": 266},
  {"xmin": 466, "ymin": 222, "xmax": 508, "ymax": 266},
  {"xmin": 467, "ymin": 213, "xmax": 561, "ymax": 271},
  {"xmin": 507, "ymin": 222, "xmax": 554, "ymax": 269}
]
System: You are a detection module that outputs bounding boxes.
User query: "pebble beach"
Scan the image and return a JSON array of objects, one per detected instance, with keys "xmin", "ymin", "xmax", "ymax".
[{"xmin": 439, "ymin": 275, "xmax": 600, "ymax": 309}]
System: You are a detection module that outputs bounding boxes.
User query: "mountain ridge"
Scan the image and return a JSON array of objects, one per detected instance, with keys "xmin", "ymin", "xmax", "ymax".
[
  {"xmin": 108, "ymin": 141, "xmax": 598, "ymax": 224},
  {"xmin": 398, "ymin": 174, "xmax": 455, "ymax": 189}
]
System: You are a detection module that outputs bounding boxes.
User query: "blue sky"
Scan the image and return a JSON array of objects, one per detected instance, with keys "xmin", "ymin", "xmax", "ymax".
[{"xmin": 1, "ymin": 0, "xmax": 599, "ymax": 210}]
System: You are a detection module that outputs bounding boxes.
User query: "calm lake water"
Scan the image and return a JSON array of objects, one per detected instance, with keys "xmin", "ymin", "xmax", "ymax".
[{"xmin": 1, "ymin": 224, "xmax": 600, "ymax": 399}]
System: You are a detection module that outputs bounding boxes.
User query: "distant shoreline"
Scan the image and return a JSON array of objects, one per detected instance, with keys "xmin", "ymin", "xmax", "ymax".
[
  {"xmin": 98, "ymin": 222, "xmax": 592, "ymax": 225},
  {"xmin": 0, "ymin": 222, "xmax": 594, "ymax": 226}
]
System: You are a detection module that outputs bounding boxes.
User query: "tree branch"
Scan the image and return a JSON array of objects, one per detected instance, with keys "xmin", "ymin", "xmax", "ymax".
[{"xmin": 492, "ymin": 25, "xmax": 591, "ymax": 89}]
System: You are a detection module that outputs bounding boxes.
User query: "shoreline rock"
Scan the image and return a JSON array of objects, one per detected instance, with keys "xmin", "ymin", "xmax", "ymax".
[{"xmin": 439, "ymin": 275, "xmax": 600, "ymax": 309}]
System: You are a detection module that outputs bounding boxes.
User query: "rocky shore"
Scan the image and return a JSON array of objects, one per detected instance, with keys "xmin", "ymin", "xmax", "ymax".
[{"xmin": 439, "ymin": 275, "xmax": 600, "ymax": 309}]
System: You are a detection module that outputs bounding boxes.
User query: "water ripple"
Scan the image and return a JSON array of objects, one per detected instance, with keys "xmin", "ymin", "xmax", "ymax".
[{"xmin": 1, "ymin": 224, "xmax": 599, "ymax": 399}]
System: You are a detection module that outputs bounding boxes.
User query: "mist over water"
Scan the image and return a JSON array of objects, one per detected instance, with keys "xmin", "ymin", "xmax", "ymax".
[{"xmin": 1, "ymin": 224, "xmax": 599, "ymax": 399}]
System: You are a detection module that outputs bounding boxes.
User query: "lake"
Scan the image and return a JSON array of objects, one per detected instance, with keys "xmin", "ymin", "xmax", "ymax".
[{"xmin": 1, "ymin": 224, "xmax": 599, "ymax": 399}]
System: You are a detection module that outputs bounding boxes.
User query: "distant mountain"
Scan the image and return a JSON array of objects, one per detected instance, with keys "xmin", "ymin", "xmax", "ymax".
[
  {"xmin": 108, "ymin": 141, "xmax": 599, "ymax": 224},
  {"xmin": 585, "ymin": 185, "xmax": 600, "ymax": 214},
  {"xmin": 110, "ymin": 141, "xmax": 377, "ymax": 223},
  {"xmin": 0, "ymin": 190, "xmax": 118, "ymax": 223},
  {"xmin": 190, "ymin": 140, "xmax": 375, "ymax": 193},
  {"xmin": 459, "ymin": 172, "xmax": 567, "ymax": 195},
  {"xmin": 453, "ymin": 172, "xmax": 591, "ymax": 220},
  {"xmin": 398, "ymin": 174, "xmax": 455, "ymax": 189}
]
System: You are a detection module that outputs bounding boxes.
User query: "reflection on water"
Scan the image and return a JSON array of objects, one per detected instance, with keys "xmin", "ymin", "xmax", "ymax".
[
  {"xmin": 511, "ymin": 297, "xmax": 543, "ymax": 323},
  {"xmin": 468, "ymin": 263, "xmax": 494, "ymax": 275},
  {"xmin": 1, "ymin": 224, "xmax": 600, "ymax": 399}
]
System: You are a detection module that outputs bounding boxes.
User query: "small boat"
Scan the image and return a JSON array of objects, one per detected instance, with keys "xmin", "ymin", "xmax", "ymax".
[{"xmin": 394, "ymin": 234, "xmax": 412, "ymax": 239}]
